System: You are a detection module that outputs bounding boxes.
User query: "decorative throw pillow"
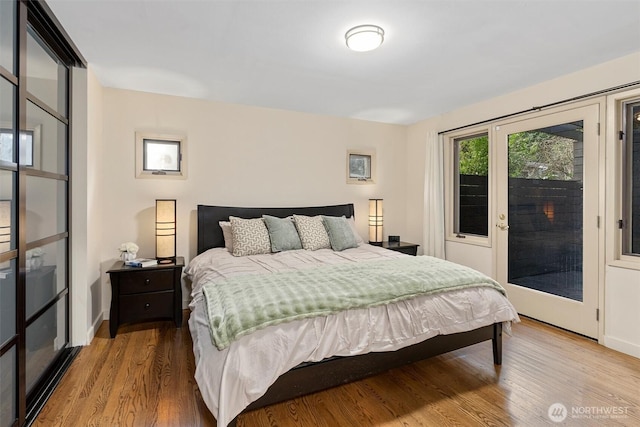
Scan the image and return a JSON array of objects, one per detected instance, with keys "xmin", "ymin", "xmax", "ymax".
[
  {"xmin": 347, "ymin": 216, "xmax": 364, "ymax": 245},
  {"xmin": 293, "ymin": 215, "xmax": 331, "ymax": 250},
  {"xmin": 219, "ymin": 221, "xmax": 233, "ymax": 252},
  {"xmin": 229, "ymin": 216, "xmax": 271, "ymax": 256},
  {"xmin": 322, "ymin": 216, "xmax": 358, "ymax": 251},
  {"xmin": 262, "ymin": 215, "xmax": 302, "ymax": 252}
]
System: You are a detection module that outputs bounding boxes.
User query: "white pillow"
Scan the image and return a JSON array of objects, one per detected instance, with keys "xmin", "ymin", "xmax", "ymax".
[
  {"xmin": 293, "ymin": 215, "xmax": 331, "ymax": 250},
  {"xmin": 219, "ymin": 221, "xmax": 233, "ymax": 252},
  {"xmin": 229, "ymin": 216, "xmax": 271, "ymax": 256}
]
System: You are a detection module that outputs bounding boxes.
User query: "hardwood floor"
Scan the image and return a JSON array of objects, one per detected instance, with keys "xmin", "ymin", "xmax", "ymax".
[{"xmin": 34, "ymin": 313, "xmax": 640, "ymax": 426}]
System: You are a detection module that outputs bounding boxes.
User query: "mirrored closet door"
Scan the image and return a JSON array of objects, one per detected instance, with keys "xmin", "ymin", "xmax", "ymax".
[{"xmin": 0, "ymin": 1, "xmax": 84, "ymax": 426}]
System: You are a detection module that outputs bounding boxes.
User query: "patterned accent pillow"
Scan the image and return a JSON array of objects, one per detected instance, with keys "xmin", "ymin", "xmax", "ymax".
[
  {"xmin": 229, "ymin": 216, "xmax": 271, "ymax": 256},
  {"xmin": 322, "ymin": 215, "xmax": 358, "ymax": 251},
  {"xmin": 293, "ymin": 215, "xmax": 331, "ymax": 250}
]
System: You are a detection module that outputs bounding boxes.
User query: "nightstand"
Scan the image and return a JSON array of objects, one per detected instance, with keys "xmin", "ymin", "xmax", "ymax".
[
  {"xmin": 107, "ymin": 257, "xmax": 184, "ymax": 338},
  {"xmin": 381, "ymin": 241, "xmax": 419, "ymax": 256}
]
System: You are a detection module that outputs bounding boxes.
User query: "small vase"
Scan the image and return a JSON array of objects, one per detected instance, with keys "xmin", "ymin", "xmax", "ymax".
[{"xmin": 121, "ymin": 252, "xmax": 136, "ymax": 262}]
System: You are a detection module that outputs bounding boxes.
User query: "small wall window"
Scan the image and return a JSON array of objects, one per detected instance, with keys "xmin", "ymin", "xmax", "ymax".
[
  {"xmin": 454, "ymin": 133, "xmax": 489, "ymax": 237},
  {"xmin": 622, "ymin": 100, "xmax": 640, "ymax": 256},
  {"xmin": 135, "ymin": 132, "xmax": 187, "ymax": 179},
  {"xmin": 347, "ymin": 149, "xmax": 376, "ymax": 184}
]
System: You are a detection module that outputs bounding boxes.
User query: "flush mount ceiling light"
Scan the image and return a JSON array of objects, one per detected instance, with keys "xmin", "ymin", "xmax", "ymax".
[{"xmin": 345, "ymin": 24, "xmax": 384, "ymax": 52}]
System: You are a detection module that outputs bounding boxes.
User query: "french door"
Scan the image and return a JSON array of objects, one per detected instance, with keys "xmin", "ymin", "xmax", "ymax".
[{"xmin": 495, "ymin": 104, "xmax": 600, "ymax": 338}]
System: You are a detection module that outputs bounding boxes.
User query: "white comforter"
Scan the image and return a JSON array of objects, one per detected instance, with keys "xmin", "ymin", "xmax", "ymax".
[{"xmin": 186, "ymin": 244, "xmax": 519, "ymax": 426}]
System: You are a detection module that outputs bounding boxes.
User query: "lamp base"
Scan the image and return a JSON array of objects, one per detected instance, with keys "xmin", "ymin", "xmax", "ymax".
[
  {"xmin": 157, "ymin": 258, "xmax": 175, "ymax": 265},
  {"xmin": 369, "ymin": 241, "xmax": 383, "ymax": 246}
]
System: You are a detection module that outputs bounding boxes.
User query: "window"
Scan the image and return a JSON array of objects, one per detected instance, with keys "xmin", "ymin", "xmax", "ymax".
[
  {"xmin": 135, "ymin": 132, "xmax": 187, "ymax": 179},
  {"xmin": 622, "ymin": 99, "xmax": 640, "ymax": 256},
  {"xmin": 346, "ymin": 149, "xmax": 376, "ymax": 184},
  {"xmin": 1, "ymin": 129, "xmax": 38, "ymax": 167},
  {"xmin": 454, "ymin": 133, "xmax": 489, "ymax": 237},
  {"xmin": 144, "ymin": 139, "xmax": 180, "ymax": 172}
]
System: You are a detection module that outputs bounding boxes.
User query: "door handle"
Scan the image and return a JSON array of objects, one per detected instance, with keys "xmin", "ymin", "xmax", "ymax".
[{"xmin": 496, "ymin": 223, "xmax": 510, "ymax": 231}]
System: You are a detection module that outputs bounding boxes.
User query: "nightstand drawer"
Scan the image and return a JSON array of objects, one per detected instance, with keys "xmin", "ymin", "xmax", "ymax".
[
  {"xmin": 119, "ymin": 270, "xmax": 174, "ymax": 294},
  {"xmin": 119, "ymin": 291, "xmax": 174, "ymax": 324},
  {"xmin": 392, "ymin": 246, "xmax": 418, "ymax": 256}
]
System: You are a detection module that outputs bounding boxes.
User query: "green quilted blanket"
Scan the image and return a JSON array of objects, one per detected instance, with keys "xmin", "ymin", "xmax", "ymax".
[{"xmin": 202, "ymin": 256, "xmax": 505, "ymax": 350}]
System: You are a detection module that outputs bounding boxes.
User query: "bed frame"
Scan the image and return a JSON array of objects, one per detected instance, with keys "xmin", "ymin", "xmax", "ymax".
[{"xmin": 196, "ymin": 203, "xmax": 503, "ymax": 426}]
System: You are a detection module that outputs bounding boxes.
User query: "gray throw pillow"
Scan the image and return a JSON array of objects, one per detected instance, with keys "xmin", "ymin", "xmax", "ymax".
[
  {"xmin": 322, "ymin": 215, "xmax": 358, "ymax": 251},
  {"xmin": 262, "ymin": 215, "xmax": 303, "ymax": 252}
]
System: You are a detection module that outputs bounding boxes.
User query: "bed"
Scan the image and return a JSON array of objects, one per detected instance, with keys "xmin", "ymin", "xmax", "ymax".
[{"xmin": 187, "ymin": 203, "xmax": 519, "ymax": 426}]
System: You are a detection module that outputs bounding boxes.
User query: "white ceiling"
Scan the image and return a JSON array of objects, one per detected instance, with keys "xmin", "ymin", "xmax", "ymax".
[{"xmin": 47, "ymin": 0, "xmax": 640, "ymax": 125}]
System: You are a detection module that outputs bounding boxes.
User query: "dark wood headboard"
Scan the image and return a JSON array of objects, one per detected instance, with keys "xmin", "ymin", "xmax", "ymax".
[{"xmin": 197, "ymin": 203, "xmax": 355, "ymax": 254}]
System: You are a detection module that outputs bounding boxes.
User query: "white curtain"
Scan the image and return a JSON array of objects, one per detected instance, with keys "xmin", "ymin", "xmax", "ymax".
[{"xmin": 423, "ymin": 130, "xmax": 445, "ymax": 258}]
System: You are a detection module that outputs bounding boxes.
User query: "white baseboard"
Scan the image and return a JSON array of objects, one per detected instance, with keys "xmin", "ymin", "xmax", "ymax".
[
  {"xmin": 86, "ymin": 312, "xmax": 104, "ymax": 345},
  {"xmin": 603, "ymin": 335, "xmax": 640, "ymax": 359}
]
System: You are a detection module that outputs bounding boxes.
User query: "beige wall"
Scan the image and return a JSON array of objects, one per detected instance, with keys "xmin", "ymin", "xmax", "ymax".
[
  {"xmin": 96, "ymin": 88, "xmax": 407, "ymax": 315},
  {"xmin": 86, "ymin": 66, "xmax": 105, "ymax": 341},
  {"xmin": 72, "ymin": 52, "xmax": 640, "ymax": 358},
  {"xmin": 70, "ymin": 65, "xmax": 104, "ymax": 345}
]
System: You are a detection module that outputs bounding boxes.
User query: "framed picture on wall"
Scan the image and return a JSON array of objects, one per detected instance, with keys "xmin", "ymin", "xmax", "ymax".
[{"xmin": 347, "ymin": 149, "xmax": 376, "ymax": 184}]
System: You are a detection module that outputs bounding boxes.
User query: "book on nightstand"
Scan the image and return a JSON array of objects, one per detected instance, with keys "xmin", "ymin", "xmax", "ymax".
[{"xmin": 124, "ymin": 258, "xmax": 158, "ymax": 268}]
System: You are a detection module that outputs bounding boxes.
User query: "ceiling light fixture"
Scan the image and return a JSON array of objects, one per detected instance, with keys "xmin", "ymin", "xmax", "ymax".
[{"xmin": 345, "ymin": 24, "xmax": 384, "ymax": 52}]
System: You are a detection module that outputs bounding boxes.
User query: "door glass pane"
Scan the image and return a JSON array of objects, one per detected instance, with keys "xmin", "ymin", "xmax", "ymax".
[
  {"xmin": 26, "ymin": 28, "xmax": 67, "ymax": 116},
  {"xmin": 26, "ymin": 239, "xmax": 66, "ymax": 320},
  {"xmin": 26, "ymin": 101, "xmax": 67, "ymax": 174},
  {"xmin": 26, "ymin": 176, "xmax": 66, "ymax": 242},
  {"xmin": 0, "ymin": 171, "xmax": 14, "ymax": 251},
  {"xmin": 0, "ymin": 259, "xmax": 16, "ymax": 346},
  {"xmin": 0, "ymin": 346, "xmax": 16, "ymax": 426},
  {"xmin": 26, "ymin": 297, "xmax": 67, "ymax": 393},
  {"xmin": 508, "ymin": 121, "xmax": 584, "ymax": 301},
  {"xmin": 0, "ymin": 79, "xmax": 15, "ymax": 164},
  {"xmin": 0, "ymin": 0, "xmax": 15, "ymax": 73},
  {"xmin": 455, "ymin": 133, "xmax": 489, "ymax": 236},
  {"xmin": 623, "ymin": 102, "xmax": 640, "ymax": 255}
]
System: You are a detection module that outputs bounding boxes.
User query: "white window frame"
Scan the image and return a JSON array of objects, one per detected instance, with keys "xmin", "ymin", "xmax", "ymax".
[
  {"xmin": 621, "ymin": 98, "xmax": 640, "ymax": 258},
  {"xmin": 135, "ymin": 132, "xmax": 187, "ymax": 179},
  {"xmin": 606, "ymin": 88, "xmax": 640, "ymax": 269},
  {"xmin": 444, "ymin": 127, "xmax": 492, "ymax": 247},
  {"xmin": 346, "ymin": 149, "xmax": 376, "ymax": 184}
]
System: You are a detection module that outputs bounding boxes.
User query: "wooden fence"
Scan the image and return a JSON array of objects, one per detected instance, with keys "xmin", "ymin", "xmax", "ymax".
[{"xmin": 459, "ymin": 175, "xmax": 583, "ymax": 278}]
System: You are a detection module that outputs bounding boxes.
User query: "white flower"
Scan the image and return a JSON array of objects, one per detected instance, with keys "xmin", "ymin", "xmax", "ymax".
[
  {"xmin": 26, "ymin": 247, "xmax": 44, "ymax": 258},
  {"xmin": 118, "ymin": 242, "xmax": 139, "ymax": 254}
]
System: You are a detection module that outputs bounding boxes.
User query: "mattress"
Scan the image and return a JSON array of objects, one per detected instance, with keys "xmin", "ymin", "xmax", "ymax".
[{"xmin": 186, "ymin": 244, "xmax": 519, "ymax": 426}]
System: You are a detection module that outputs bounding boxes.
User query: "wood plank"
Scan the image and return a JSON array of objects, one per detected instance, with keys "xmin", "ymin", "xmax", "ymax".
[{"xmin": 34, "ymin": 313, "xmax": 640, "ymax": 426}]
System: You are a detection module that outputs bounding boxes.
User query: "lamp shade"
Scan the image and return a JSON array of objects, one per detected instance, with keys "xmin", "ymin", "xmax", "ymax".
[
  {"xmin": 368, "ymin": 199, "xmax": 383, "ymax": 244},
  {"xmin": 156, "ymin": 199, "xmax": 176, "ymax": 263},
  {"xmin": 0, "ymin": 200, "xmax": 11, "ymax": 254}
]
